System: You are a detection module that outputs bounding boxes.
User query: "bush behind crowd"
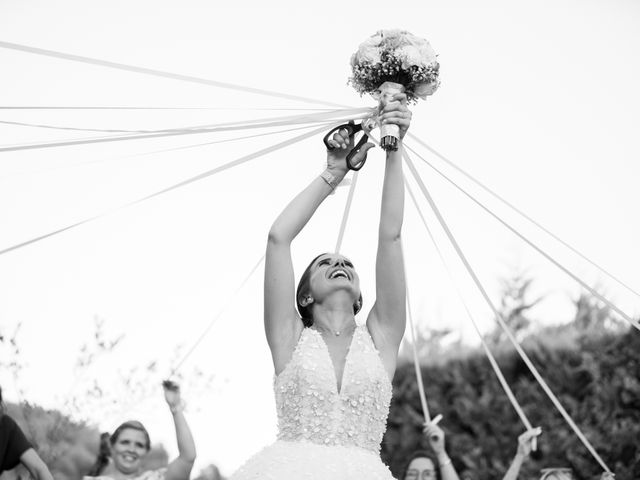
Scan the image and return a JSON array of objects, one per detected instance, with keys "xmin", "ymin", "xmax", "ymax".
[{"xmin": 2, "ymin": 276, "xmax": 639, "ymax": 480}]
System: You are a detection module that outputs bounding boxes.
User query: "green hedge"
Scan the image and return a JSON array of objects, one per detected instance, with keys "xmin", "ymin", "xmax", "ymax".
[{"xmin": 382, "ymin": 327, "xmax": 640, "ymax": 480}]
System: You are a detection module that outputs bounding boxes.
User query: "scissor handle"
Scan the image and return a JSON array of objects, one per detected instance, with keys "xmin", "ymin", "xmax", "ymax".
[
  {"xmin": 323, "ymin": 122, "xmax": 369, "ymax": 171},
  {"xmin": 345, "ymin": 133, "xmax": 369, "ymax": 171},
  {"xmin": 322, "ymin": 122, "xmax": 362, "ymax": 150}
]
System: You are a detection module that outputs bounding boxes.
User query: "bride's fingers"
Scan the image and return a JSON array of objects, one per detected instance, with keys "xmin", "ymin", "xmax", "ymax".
[
  {"xmin": 380, "ymin": 101, "xmax": 404, "ymax": 114},
  {"xmin": 331, "ymin": 131, "xmax": 349, "ymax": 149},
  {"xmin": 391, "ymin": 92, "xmax": 408, "ymax": 103},
  {"xmin": 380, "ymin": 112, "xmax": 412, "ymax": 125},
  {"xmin": 380, "ymin": 112, "xmax": 411, "ymax": 122},
  {"xmin": 338, "ymin": 128, "xmax": 354, "ymax": 148},
  {"xmin": 394, "ymin": 118, "xmax": 412, "ymax": 128},
  {"xmin": 327, "ymin": 138, "xmax": 342, "ymax": 149},
  {"xmin": 380, "ymin": 95, "xmax": 407, "ymax": 112}
]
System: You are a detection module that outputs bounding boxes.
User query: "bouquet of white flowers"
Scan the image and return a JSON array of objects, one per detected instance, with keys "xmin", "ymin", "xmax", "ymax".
[{"xmin": 349, "ymin": 29, "xmax": 440, "ymax": 150}]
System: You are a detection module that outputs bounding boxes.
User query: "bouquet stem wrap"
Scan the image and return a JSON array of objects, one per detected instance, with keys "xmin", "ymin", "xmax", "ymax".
[{"xmin": 378, "ymin": 82, "xmax": 404, "ymax": 151}]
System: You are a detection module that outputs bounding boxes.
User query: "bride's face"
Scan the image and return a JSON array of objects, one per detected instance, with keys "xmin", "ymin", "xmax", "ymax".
[{"xmin": 308, "ymin": 254, "xmax": 360, "ymax": 303}]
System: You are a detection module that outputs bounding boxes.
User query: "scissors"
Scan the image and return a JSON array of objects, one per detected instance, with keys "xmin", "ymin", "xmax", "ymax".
[{"xmin": 322, "ymin": 120, "xmax": 374, "ymax": 171}]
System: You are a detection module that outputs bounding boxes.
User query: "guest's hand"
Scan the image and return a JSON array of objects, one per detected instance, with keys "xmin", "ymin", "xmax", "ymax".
[
  {"xmin": 423, "ymin": 421, "xmax": 446, "ymax": 455},
  {"xmin": 379, "ymin": 93, "xmax": 412, "ymax": 140},
  {"xmin": 326, "ymin": 127, "xmax": 373, "ymax": 177},
  {"xmin": 163, "ymin": 380, "xmax": 185, "ymax": 413},
  {"xmin": 516, "ymin": 427, "xmax": 542, "ymax": 457}
]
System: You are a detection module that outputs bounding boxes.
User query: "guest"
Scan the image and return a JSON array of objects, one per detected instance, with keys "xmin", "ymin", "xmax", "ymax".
[
  {"xmin": 0, "ymin": 386, "xmax": 54, "ymax": 480},
  {"xmin": 85, "ymin": 381, "xmax": 195, "ymax": 480},
  {"xmin": 400, "ymin": 420, "xmax": 461, "ymax": 480},
  {"xmin": 502, "ymin": 427, "xmax": 543, "ymax": 480}
]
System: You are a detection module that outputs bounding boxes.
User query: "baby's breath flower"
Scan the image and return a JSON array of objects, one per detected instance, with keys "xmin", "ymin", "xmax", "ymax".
[{"xmin": 348, "ymin": 29, "xmax": 440, "ymax": 103}]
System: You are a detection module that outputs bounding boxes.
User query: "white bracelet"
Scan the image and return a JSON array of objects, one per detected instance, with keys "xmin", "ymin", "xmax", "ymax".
[
  {"xmin": 320, "ymin": 170, "xmax": 340, "ymax": 190},
  {"xmin": 438, "ymin": 457, "xmax": 452, "ymax": 467}
]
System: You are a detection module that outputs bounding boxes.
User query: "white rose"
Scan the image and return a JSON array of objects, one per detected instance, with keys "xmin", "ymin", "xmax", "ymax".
[
  {"xmin": 361, "ymin": 33, "xmax": 382, "ymax": 49},
  {"xmin": 418, "ymin": 43, "xmax": 437, "ymax": 65},
  {"xmin": 414, "ymin": 81, "xmax": 439, "ymax": 99},
  {"xmin": 403, "ymin": 34, "xmax": 437, "ymax": 64},
  {"xmin": 381, "ymin": 29, "xmax": 404, "ymax": 39},
  {"xmin": 398, "ymin": 45, "xmax": 423, "ymax": 69},
  {"xmin": 357, "ymin": 46, "xmax": 381, "ymax": 65},
  {"xmin": 406, "ymin": 34, "xmax": 427, "ymax": 48}
]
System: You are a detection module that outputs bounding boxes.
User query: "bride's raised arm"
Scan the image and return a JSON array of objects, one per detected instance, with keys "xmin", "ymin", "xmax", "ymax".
[
  {"xmin": 367, "ymin": 93, "xmax": 411, "ymax": 367},
  {"xmin": 265, "ymin": 131, "xmax": 373, "ymax": 373}
]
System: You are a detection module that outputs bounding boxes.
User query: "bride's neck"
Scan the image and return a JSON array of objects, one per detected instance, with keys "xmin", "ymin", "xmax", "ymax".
[{"xmin": 312, "ymin": 300, "xmax": 355, "ymax": 334}]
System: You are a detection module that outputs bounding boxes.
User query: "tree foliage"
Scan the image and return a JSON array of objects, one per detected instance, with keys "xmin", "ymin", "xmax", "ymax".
[
  {"xmin": 382, "ymin": 293, "xmax": 640, "ymax": 480},
  {"xmin": 0, "ymin": 316, "xmax": 217, "ymax": 479},
  {"xmin": 1, "ymin": 402, "xmax": 169, "ymax": 480}
]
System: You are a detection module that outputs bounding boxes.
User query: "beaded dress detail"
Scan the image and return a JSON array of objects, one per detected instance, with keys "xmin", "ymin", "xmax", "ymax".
[{"xmin": 230, "ymin": 325, "xmax": 395, "ymax": 480}]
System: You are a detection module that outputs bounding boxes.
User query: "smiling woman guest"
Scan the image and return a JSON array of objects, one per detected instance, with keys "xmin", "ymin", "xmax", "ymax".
[
  {"xmin": 84, "ymin": 381, "xmax": 195, "ymax": 480},
  {"xmin": 401, "ymin": 421, "xmax": 461, "ymax": 480}
]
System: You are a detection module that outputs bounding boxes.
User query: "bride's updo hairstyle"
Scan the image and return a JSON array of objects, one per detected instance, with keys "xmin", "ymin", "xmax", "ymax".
[
  {"xmin": 296, "ymin": 253, "xmax": 363, "ymax": 327},
  {"xmin": 87, "ymin": 421, "xmax": 151, "ymax": 476}
]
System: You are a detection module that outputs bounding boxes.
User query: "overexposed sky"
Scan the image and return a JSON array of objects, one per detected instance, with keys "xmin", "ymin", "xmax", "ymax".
[{"xmin": 1, "ymin": 0, "xmax": 639, "ymax": 475}]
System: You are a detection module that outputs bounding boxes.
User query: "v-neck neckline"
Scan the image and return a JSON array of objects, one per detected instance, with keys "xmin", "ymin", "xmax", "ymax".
[{"xmin": 309, "ymin": 325, "xmax": 359, "ymax": 395}]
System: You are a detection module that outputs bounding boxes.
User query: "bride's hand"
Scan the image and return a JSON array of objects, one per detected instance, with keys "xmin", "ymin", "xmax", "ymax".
[
  {"xmin": 379, "ymin": 93, "xmax": 412, "ymax": 140},
  {"xmin": 326, "ymin": 127, "xmax": 374, "ymax": 177}
]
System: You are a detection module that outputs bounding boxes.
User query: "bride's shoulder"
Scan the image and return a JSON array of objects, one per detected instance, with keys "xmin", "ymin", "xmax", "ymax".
[{"xmin": 272, "ymin": 323, "xmax": 309, "ymax": 377}]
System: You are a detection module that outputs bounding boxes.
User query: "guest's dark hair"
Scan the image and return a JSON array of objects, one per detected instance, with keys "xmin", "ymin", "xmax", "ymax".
[
  {"xmin": 87, "ymin": 421, "xmax": 151, "ymax": 476},
  {"xmin": 400, "ymin": 450, "xmax": 441, "ymax": 480},
  {"xmin": 87, "ymin": 432, "xmax": 111, "ymax": 476},
  {"xmin": 296, "ymin": 253, "xmax": 363, "ymax": 327}
]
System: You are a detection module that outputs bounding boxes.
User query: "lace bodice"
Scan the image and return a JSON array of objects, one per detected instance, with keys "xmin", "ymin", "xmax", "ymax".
[{"xmin": 274, "ymin": 325, "xmax": 392, "ymax": 453}]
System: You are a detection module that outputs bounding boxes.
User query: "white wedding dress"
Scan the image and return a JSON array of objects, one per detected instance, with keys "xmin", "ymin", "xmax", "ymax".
[{"xmin": 230, "ymin": 325, "xmax": 395, "ymax": 480}]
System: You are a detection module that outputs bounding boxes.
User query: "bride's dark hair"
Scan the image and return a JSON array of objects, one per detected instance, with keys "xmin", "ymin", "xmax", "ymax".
[
  {"xmin": 87, "ymin": 421, "xmax": 151, "ymax": 476},
  {"xmin": 296, "ymin": 253, "xmax": 363, "ymax": 327}
]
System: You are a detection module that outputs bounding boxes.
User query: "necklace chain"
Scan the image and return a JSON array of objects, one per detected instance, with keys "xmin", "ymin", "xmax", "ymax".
[{"xmin": 313, "ymin": 322, "xmax": 356, "ymax": 337}]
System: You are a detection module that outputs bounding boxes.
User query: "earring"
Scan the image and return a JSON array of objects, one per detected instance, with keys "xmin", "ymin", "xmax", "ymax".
[{"xmin": 303, "ymin": 296, "xmax": 314, "ymax": 306}]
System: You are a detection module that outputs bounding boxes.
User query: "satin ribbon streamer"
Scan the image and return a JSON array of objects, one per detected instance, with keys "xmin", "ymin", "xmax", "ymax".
[{"xmin": 403, "ymin": 148, "xmax": 612, "ymax": 474}]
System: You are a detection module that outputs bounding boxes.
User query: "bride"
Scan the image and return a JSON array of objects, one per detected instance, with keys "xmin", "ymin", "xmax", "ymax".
[{"xmin": 230, "ymin": 93, "xmax": 411, "ymax": 479}]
